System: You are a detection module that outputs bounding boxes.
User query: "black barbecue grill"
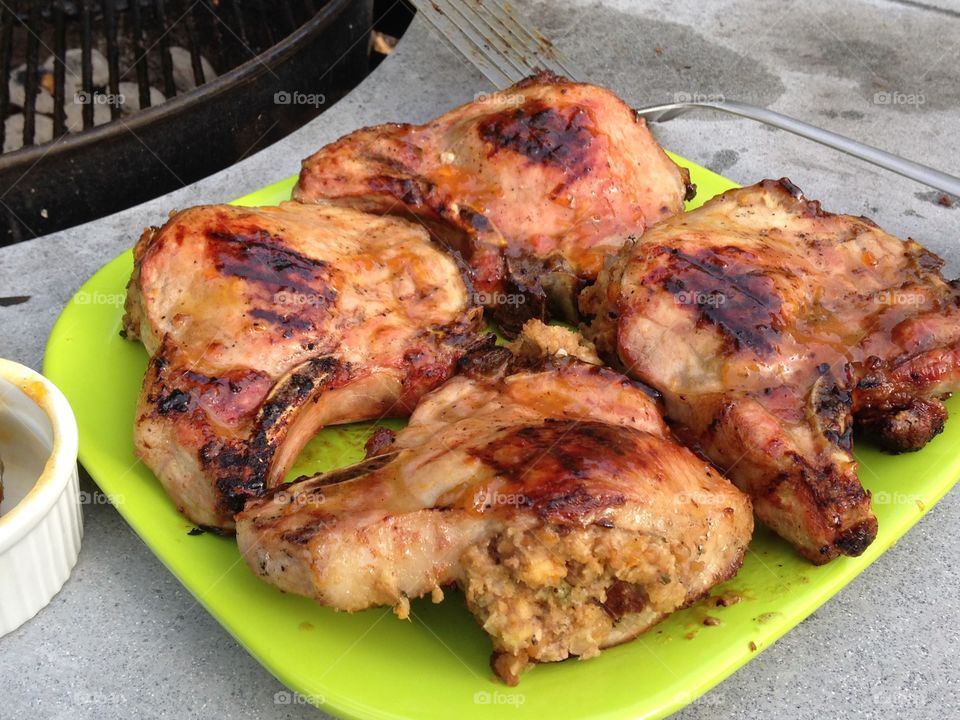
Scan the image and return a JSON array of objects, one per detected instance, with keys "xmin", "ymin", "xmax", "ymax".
[{"xmin": 0, "ymin": 0, "xmax": 387, "ymax": 245}]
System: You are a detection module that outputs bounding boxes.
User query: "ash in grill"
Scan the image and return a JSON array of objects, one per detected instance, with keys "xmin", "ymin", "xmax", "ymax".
[
  {"xmin": 5, "ymin": 44, "xmax": 214, "ymax": 152},
  {"xmin": 1, "ymin": 1, "xmax": 292, "ymax": 152},
  {"xmin": 0, "ymin": 0, "xmax": 387, "ymax": 245}
]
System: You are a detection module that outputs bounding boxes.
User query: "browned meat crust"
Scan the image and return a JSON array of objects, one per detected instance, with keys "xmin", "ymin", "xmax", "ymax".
[
  {"xmin": 293, "ymin": 72, "xmax": 690, "ymax": 333},
  {"xmin": 125, "ymin": 202, "xmax": 483, "ymax": 529},
  {"xmin": 236, "ymin": 326, "xmax": 752, "ymax": 683},
  {"xmin": 583, "ymin": 179, "xmax": 960, "ymax": 564}
]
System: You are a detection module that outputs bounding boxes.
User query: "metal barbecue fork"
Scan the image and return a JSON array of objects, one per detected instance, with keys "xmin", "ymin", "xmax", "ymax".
[{"xmin": 411, "ymin": 0, "xmax": 960, "ymax": 198}]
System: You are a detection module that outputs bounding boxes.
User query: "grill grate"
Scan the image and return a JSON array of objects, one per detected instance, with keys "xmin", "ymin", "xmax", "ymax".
[
  {"xmin": 0, "ymin": 0, "xmax": 322, "ymax": 154},
  {"xmin": 0, "ymin": 0, "xmax": 382, "ymax": 246}
]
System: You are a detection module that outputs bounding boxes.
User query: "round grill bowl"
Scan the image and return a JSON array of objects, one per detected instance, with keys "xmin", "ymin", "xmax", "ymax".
[{"xmin": 0, "ymin": 0, "xmax": 374, "ymax": 245}]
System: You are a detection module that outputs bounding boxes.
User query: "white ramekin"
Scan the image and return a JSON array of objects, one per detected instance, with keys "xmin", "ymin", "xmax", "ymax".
[{"xmin": 0, "ymin": 358, "xmax": 82, "ymax": 637}]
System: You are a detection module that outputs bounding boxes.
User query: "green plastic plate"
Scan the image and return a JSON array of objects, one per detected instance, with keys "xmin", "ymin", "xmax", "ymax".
[{"xmin": 44, "ymin": 159, "xmax": 960, "ymax": 720}]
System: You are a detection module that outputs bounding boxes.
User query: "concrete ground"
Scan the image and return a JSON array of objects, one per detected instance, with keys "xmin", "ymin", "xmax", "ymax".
[{"xmin": 0, "ymin": 1, "xmax": 957, "ymax": 718}]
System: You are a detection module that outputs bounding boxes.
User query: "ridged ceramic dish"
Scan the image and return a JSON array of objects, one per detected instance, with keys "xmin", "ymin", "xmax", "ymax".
[{"xmin": 0, "ymin": 358, "xmax": 82, "ymax": 637}]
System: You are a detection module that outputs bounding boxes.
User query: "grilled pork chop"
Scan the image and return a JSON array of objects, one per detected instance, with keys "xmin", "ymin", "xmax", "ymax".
[
  {"xmin": 294, "ymin": 72, "xmax": 692, "ymax": 333},
  {"xmin": 124, "ymin": 202, "xmax": 483, "ymax": 529},
  {"xmin": 582, "ymin": 178, "xmax": 960, "ymax": 563},
  {"xmin": 236, "ymin": 323, "xmax": 753, "ymax": 684}
]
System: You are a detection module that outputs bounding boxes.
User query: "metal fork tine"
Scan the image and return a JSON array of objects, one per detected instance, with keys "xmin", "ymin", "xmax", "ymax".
[
  {"xmin": 419, "ymin": 12, "xmax": 510, "ymax": 86},
  {"xmin": 417, "ymin": 0, "xmax": 958, "ymax": 197},
  {"xmin": 466, "ymin": 1, "xmax": 554, "ymax": 76},
  {"xmin": 417, "ymin": 1, "xmax": 523, "ymax": 86},
  {"xmin": 443, "ymin": 0, "xmax": 542, "ymax": 78},
  {"xmin": 445, "ymin": 0, "xmax": 572, "ymax": 79},
  {"xmin": 433, "ymin": 0, "xmax": 535, "ymax": 81},
  {"xmin": 412, "ymin": 0, "xmax": 585, "ymax": 87},
  {"xmin": 481, "ymin": 0, "xmax": 584, "ymax": 79}
]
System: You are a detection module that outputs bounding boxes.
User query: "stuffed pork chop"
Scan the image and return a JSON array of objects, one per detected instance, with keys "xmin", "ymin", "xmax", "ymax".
[
  {"xmin": 124, "ymin": 202, "xmax": 483, "ymax": 530},
  {"xmin": 236, "ymin": 324, "xmax": 752, "ymax": 683}
]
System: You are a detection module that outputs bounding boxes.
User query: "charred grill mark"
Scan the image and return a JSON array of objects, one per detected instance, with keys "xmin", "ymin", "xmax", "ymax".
[
  {"xmin": 150, "ymin": 355, "xmax": 169, "ymax": 375},
  {"xmin": 851, "ymin": 348, "xmax": 956, "ymax": 452},
  {"xmin": 207, "ymin": 228, "xmax": 337, "ymax": 300},
  {"xmin": 537, "ymin": 484, "xmax": 625, "ymax": 522},
  {"xmin": 201, "ymin": 437, "xmax": 257, "ymax": 520},
  {"xmin": 251, "ymin": 452, "xmax": 400, "ymax": 515},
  {"xmin": 468, "ymin": 420, "xmax": 640, "ymax": 522},
  {"xmin": 822, "ymin": 428, "xmax": 853, "ymax": 450},
  {"xmin": 216, "ymin": 470, "xmax": 267, "ymax": 516},
  {"xmin": 183, "ymin": 370, "xmax": 214, "ymax": 385},
  {"xmin": 855, "ymin": 397, "xmax": 947, "ymax": 452},
  {"xmin": 458, "ymin": 343, "xmax": 512, "ymax": 378},
  {"xmin": 199, "ymin": 440, "xmax": 246, "ymax": 470},
  {"xmin": 811, "ymin": 375, "xmax": 854, "ymax": 451},
  {"xmin": 157, "ymin": 367, "xmax": 272, "ymax": 428},
  {"xmin": 477, "ymin": 102, "xmax": 594, "ymax": 172},
  {"xmin": 369, "ymin": 175, "xmax": 434, "ymax": 208},
  {"xmin": 280, "ymin": 517, "xmax": 333, "ymax": 545},
  {"xmin": 308, "ymin": 451, "xmax": 399, "ymax": 488},
  {"xmin": 248, "ymin": 308, "xmax": 314, "ymax": 338},
  {"xmin": 458, "ymin": 207, "xmax": 491, "ymax": 233},
  {"xmin": 365, "ymin": 145, "xmax": 417, "ymax": 174},
  {"xmin": 213, "ymin": 357, "xmax": 348, "ymax": 516},
  {"xmin": 256, "ymin": 358, "xmax": 342, "ymax": 430},
  {"xmin": 157, "ymin": 389, "xmax": 191, "ymax": 414},
  {"xmin": 654, "ymin": 245, "xmax": 784, "ymax": 356},
  {"xmin": 399, "ymin": 320, "xmax": 490, "ymax": 405},
  {"xmin": 832, "ymin": 518, "xmax": 877, "ymax": 557},
  {"xmin": 805, "ymin": 462, "xmax": 871, "ymax": 511}
]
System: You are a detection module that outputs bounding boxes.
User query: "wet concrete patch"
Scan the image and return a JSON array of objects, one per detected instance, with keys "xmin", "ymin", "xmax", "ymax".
[
  {"xmin": 529, "ymin": 2, "xmax": 785, "ymax": 109},
  {"xmin": 710, "ymin": 149, "xmax": 740, "ymax": 173},
  {"xmin": 822, "ymin": 109, "xmax": 866, "ymax": 120},
  {"xmin": 795, "ymin": 13, "xmax": 958, "ymax": 112},
  {"xmin": 915, "ymin": 190, "xmax": 957, "ymax": 209}
]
